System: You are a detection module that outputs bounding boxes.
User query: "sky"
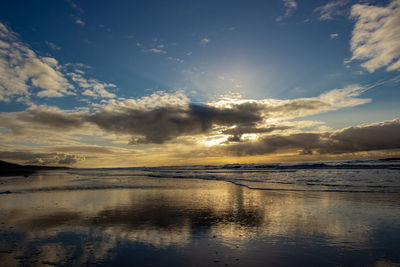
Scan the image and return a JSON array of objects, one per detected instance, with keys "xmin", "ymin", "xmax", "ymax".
[{"xmin": 0, "ymin": 0, "xmax": 400, "ymax": 167}]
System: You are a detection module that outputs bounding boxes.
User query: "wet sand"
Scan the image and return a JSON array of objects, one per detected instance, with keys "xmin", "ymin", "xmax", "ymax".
[{"xmin": 1, "ymin": 169, "xmax": 400, "ymax": 266}]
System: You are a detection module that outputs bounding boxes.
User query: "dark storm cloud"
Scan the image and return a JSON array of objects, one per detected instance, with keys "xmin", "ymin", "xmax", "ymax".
[
  {"xmin": 16, "ymin": 108, "xmax": 85, "ymax": 129},
  {"xmin": 226, "ymin": 133, "xmax": 322, "ymax": 156},
  {"xmin": 1, "ymin": 102, "xmax": 264, "ymax": 143},
  {"xmin": 1, "ymin": 108, "xmax": 400, "ymax": 160},
  {"xmin": 89, "ymin": 103, "xmax": 264, "ymax": 144},
  {"xmin": 318, "ymin": 119, "xmax": 400, "ymax": 154},
  {"xmin": 225, "ymin": 119, "xmax": 400, "ymax": 156}
]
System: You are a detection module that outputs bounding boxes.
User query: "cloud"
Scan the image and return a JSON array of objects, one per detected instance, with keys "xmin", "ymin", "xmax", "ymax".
[
  {"xmin": 0, "ymin": 150, "xmax": 84, "ymax": 165},
  {"xmin": 168, "ymin": 57, "xmax": 184, "ymax": 63},
  {"xmin": 75, "ymin": 18, "xmax": 85, "ymax": 26},
  {"xmin": 104, "ymin": 90, "xmax": 190, "ymax": 110},
  {"xmin": 209, "ymin": 84, "xmax": 370, "ymax": 120},
  {"xmin": 149, "ymin": 48, "xmax": 166, "ymax": 54},
  {"xmin": 350, "ymin": 0, "xmax": 400, "ymax": 72},
  {"xmin": 276, "ymin": 0, "xmax": 298, "ymax": 22},
  {"xmin": 330, "ymin": 33, "xmax": 339, "ymax": 39},
  {"xmin": 1, "ymin": 88, "xmax": 397, "ymax": 165},
  {"xmin": 0, "ymin": 22, "xmax": 74, "ymax": 101},
  {"xmin": 66, "ymin": 0, "xmax": 83, "ymax": 14},
  {"xmin": 222, "ymin": 125, "xmax": 293, "ymax": 143},
  {"xmin": 225, "ymin": 119, "xmax": 400, "ymax": 156},
  {"xmin": 138, "ymin": 42, "xmax": 167, "ymax": 54},
  {"xmin": 0, "ymin": 21, "xmax": 121, "ymax": 102},
  {"xmin": 224, "ymin": 26, "xmax": 236, "ymax": 31},
  {"xmin": 0, "ymin": 86, "xmax": 370, "ymax": 145},
  {"xmin": 91, "ymin": 103, "xmax": 264, "ymax": 144},
  {"xmin": 200, "ymin": 38, "xmax": 210, "ymax": 47},
  {"xmin": 226, "ymin": 132, "xmax": 321, "ymax": 156},
  {"xmin": 318, "ymin": 119, "xmax": 400, "ymax": 154},
  {"xmin": 314, "ymin": 0, "xmax": 348, "ymax": 21},
  {"xmin": 68, "ymin": 72, "xmax": 116, "ymax": 98},
  {"xmin": 48, "ymin": 145, "xmax": 114, "ymax": 154},
  {"xmin": 66, "ymin": 0, "xmax": 85, "ymax": 26},
  {"xmin": 45, "ymin": 41, "xmax": 61, "ymax": 51},
  {"xmin": 15, "ymin": 105, "xmax": 86, "ymax": 130},
  {"xmin": 87, "ymin": 86, "xmax": 369, "ymax": 144}
]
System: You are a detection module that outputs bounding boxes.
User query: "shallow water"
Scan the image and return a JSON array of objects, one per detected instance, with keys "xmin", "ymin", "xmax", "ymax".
[{"xmin": 1, "ymin": 162, "xmax": 400, "ymax": 266}]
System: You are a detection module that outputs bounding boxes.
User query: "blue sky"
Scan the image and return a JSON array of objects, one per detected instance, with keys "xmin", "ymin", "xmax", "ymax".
[{"xmin": 0, "ymin": 0, "xmax": 400, "ymax": 167}]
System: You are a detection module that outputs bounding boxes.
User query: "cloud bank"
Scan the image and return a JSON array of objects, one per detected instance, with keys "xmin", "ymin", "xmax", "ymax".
[
  {"xmin": 0, "ymin": 88, "xmax": 397, "ymax": 166},
  {"xmin": 226, "ymin": 119, "xmax": 400, "ymax": 156},
  {"xmin": 0, "ymin": 86, "xmax": 370, "ymax": 144}
]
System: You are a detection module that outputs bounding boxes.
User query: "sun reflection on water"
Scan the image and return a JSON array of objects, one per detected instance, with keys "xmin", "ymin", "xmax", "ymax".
[{"xmin": 0, "ymin": 170, "xmax": 399, "ymax": 266}]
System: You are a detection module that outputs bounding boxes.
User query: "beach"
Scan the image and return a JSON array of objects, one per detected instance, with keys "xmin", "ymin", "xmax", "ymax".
[{"xmin": 1, "ymin": 163, "xmax": 400, "ymax": 266}]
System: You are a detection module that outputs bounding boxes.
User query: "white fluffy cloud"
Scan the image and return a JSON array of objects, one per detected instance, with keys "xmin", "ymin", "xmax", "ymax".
[
  {"xmin": 68, "ymin": 72, "xmax": 116, "ymax": 98},
  {"xmin": 350, "ymin": 0, "xmax": 400, "ymax": 72},
  {"xmin": 103, "ymin": 90, "xmax": 189, "ymax": 110},
  {"xmin": 0, "ymin": 22, "xmax": 74, "ymax": 101},
  {"xmin": 0, "ymin": 22, "xmax": 120, "ymax": 102}
]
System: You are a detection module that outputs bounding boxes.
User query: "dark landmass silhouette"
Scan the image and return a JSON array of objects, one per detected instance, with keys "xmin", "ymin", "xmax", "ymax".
[{"xmin": 0, "ymin": 160, "xmax": 69, "ymax": 177}]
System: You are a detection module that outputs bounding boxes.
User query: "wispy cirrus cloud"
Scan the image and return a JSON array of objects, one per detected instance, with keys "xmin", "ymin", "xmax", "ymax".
[
  {"xmin": 168, "ymin": 57, "xmax": 184, "ymax": 63},
  {"xmin": 276, "ymin": 0, "xmax": 298, "ymax": 22},
  {"xmin": 350, "ymin": 0, "xmax": 400, "ymax": 72},
  {"xmin": 45, "ymin": 41, "xmax": 61, "ymax": 51},
  {"xmin": 136, "ymin": 42, "xmax": 167, "ymax": 54},
  {"xmin": 66, "ymin": 0, "xmax": 85, "ymax": 26},
  {"xmin": 313, "ymin": 0, "xmax": 348, "ymax": 21}
]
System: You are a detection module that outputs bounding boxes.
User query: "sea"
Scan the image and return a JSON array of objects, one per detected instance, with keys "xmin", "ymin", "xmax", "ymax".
[{"xmin": 0, "ymin": 158, "xmax": 400, "ymax": 266}]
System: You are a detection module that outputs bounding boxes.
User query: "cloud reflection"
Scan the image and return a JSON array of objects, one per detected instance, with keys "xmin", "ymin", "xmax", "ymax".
[{"xmin": 0, "ymin": 172, "xmax": 399, "ymax": 265}]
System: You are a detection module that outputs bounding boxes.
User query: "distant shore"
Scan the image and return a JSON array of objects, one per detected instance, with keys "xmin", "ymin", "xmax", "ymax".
[{"xmin": 0, "ymin": 160, "xmax": 69, "ymax": 177}]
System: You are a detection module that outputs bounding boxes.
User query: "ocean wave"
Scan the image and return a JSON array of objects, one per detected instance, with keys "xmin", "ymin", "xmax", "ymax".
[{"xmin": 2, "ymin": 159, "xmax": 399, "ymax": 194}]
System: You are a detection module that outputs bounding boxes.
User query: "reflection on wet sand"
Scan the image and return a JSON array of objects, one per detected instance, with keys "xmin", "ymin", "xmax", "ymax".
[{"xmin": 0, "ymin": 170, "xmax": 400, "ymax": 266}]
